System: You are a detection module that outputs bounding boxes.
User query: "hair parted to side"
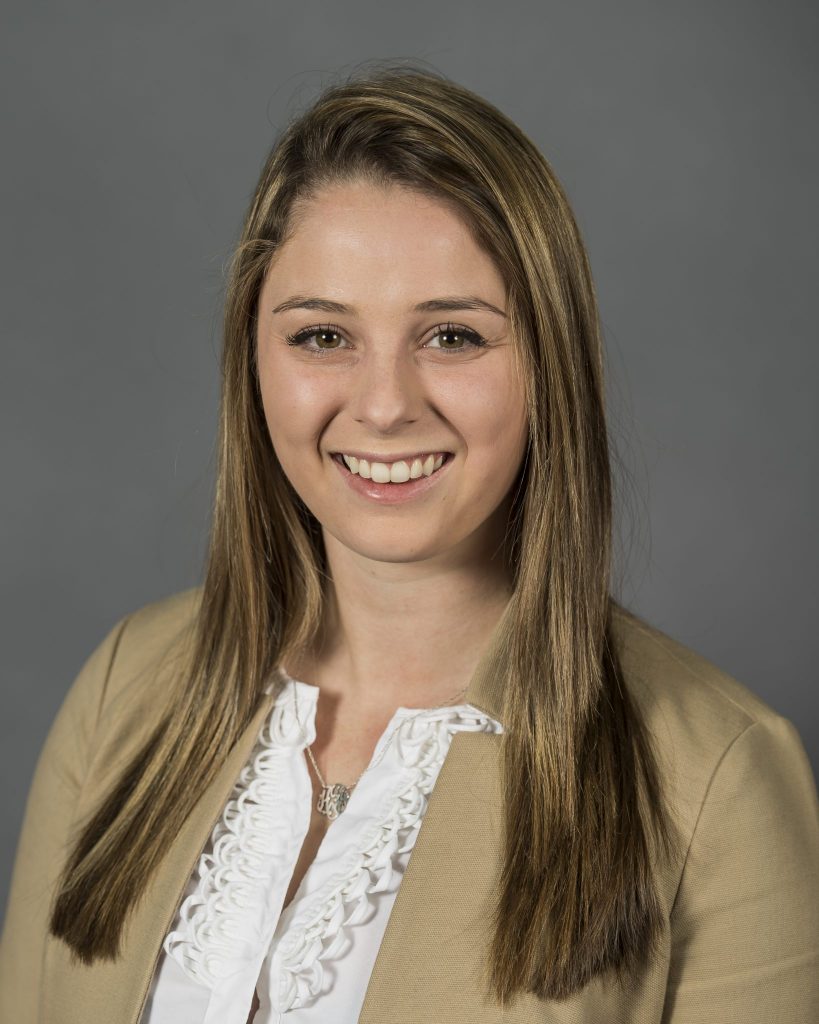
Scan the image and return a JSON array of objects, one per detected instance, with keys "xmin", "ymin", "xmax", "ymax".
[{"xmin": 50, "ymin": 62, "xmax": 683, "ymax": 1005}]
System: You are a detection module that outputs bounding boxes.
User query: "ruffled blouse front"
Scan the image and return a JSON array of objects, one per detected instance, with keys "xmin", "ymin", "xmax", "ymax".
[{"xmin": 139, "ymin": 669, "xmax": 503, "ymax": 1024}]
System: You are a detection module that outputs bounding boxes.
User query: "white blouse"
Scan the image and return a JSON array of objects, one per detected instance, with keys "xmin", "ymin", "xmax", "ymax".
[{"xmin": 139, "ymin": 670, "xmax": 504, "ymax": 1024}]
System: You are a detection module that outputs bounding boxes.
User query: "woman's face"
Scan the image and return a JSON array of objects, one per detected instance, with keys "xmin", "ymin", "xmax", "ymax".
[{"xmin": 256, "ymin": 179, "xmax": 528, "ymax": 569}]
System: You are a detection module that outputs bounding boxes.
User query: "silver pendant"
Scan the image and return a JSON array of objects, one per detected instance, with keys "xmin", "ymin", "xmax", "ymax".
[{"xmin": 317, "ymin": 783, "xmax": 351, "ymax": 819}]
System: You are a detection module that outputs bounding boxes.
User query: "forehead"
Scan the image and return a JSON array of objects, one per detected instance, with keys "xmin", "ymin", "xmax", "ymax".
[{"xmin": 262, "ymin": 180, "xmax": 506, "ymax": 306}]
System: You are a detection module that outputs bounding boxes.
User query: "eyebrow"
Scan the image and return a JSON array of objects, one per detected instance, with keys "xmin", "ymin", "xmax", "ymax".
[{"xmin": 270, "ymin": 295, "xmax": 507, "ymax": 318}]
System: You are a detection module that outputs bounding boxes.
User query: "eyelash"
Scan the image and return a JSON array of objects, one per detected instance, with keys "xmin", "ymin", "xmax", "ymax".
[{"xmin": 283, "ymin": 322, "xmax": 488, "ymax": 357}]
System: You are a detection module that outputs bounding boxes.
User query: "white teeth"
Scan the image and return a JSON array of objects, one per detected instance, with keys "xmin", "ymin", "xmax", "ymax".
[
  {"xmin": 371, "ymin": 462, "xmax": 391, "ymax": 483},
  {"xmin": 340, "ymin": 452, "xmax": 448, "ymax": 482}
]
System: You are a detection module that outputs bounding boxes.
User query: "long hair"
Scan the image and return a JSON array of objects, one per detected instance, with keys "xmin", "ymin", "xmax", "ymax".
[{"xmin": 50, "ymin": 64, "xmax": 682, "ymax": 1004}]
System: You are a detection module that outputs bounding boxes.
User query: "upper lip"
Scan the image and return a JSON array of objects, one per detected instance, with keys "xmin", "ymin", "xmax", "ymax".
[{"xmin": 331, "ymin": 449, "xmax": 452, "ymax": 464}]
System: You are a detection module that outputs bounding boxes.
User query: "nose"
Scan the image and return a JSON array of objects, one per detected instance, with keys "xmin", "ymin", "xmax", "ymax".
[{"xmin": 348, "ymin": 345, "xmax": 424, "ymax": 434}]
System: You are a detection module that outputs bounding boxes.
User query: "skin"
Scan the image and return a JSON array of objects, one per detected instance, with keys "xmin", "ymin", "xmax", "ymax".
[{"xmin": 256, "ymin": 177, "xmax": 528, "ymax": 760}]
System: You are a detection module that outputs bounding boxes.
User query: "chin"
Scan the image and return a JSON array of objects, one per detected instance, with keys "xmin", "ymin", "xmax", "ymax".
[{"xmin": 330, "ymin": 529, "xmax": 448, "ymax": 564}]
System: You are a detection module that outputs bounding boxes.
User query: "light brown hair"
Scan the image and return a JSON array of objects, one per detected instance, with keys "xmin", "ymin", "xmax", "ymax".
[{"xmin": 50, "ymin": 63, "xmax": 682, "ymax": 1005}]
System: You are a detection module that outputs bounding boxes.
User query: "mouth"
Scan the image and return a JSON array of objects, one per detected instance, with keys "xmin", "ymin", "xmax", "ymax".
[
  {"xmin": 330, "ymin": 450, "xmax": 454, "ymax": 502},
  {"xmin": 331, "ymin": 451, "xmax": 453, "ymax": 483}
]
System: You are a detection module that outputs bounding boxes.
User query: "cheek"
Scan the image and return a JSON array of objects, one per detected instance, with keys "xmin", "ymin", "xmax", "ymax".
[
  {"xmin": 258, "ymin": 352, "xmax": 337, "ymax": 450},
  {"xmin": 447, "ymin": 368, "xmax": 528, "ymax": 468}
]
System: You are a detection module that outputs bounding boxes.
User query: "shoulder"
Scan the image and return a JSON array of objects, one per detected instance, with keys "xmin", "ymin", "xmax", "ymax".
[
  {"xmin": 79, "ymin": 586, "xmax": 204, "ymax": 791},
  {"xmin": 609, "ymin": 603, "xmax": 818, "ymax": 902},
  {"xmin": 609, "ymin": 601, "xmax": 808, "ymax": 779},
  {"xmin": 105, "ymin": 585, "xmax": 203, "ymax": 691},
  {"xmin": 610, "ymin": 607, "xmax": 819, "ymax": 1004},
  {"xmin": 92, "ymin": 585, "xmax": 204, "ymax": 719},
  {"xmin": 610, "ymin": 601, "xmax": 781, "ymax": 739}
]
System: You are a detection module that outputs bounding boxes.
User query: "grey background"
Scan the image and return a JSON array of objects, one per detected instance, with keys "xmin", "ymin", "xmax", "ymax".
[{"xmin": 2, "ymin": 0, "xmax": 817, "ymax": 919}]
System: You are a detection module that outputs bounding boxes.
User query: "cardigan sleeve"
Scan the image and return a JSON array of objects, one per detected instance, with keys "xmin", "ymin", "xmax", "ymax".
[
  {"xmin": 662, "ymin": 714, "xmax": 819, "ymax": 1023},
  {"xmin": 0, "ymin": 614, "xmax": 131, "ymax": 1024}
]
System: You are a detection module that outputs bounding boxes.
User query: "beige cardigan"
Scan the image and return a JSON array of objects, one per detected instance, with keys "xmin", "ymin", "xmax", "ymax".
[{"xmin": 1, "ymin": 587, "xmax": 818, "ymax": 1023}]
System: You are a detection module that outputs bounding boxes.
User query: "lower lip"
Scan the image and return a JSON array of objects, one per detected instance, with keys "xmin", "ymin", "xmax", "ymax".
[{"xmin": 331, "ymin": 453, "xmax": 454, "ymax": 504}]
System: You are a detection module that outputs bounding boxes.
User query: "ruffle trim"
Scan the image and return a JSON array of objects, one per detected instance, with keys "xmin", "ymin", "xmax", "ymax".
[
  {"xmin": 274, "ymin": 705, "xmax": 503, "ymax": 1011},
  {"xmin": 162, "ymin": 681, "xmax": 310, "ymax": 987}
]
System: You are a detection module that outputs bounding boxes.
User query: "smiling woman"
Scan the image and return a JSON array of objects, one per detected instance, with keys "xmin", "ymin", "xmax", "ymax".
[{"xmin": 1, "ymin": 65, "xmax": 817, "ymax": 1024}]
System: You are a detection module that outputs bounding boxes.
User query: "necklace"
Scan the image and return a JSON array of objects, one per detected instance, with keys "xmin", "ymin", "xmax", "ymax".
[{"xmin": 291, "ymin": 676, "xmax": 470, "ymax": 820}]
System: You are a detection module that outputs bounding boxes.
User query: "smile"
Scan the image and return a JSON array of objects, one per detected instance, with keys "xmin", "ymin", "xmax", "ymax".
[
  {"xmin": 331, "ymin": 450, "xmax": 454, "ymax": 504},
  {"xmin": 335, "ymin": 452, "xmax": 448, "ymax": 483}
]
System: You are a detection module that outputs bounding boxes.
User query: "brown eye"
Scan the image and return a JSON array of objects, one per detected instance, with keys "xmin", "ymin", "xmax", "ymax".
[
  {"xmin": 426, "ymin": 324, "xmax": 487, "ymax": 353},
  {"xmin": 439, "ymin": 329, "xmax": 463, "ymax": 348},
  {"xmin": 285, "ymin": 325, "xmax": 347, "ymax": 354},
  {"xmin": 314, "ymin": 330, "xmax": 341, "ymax": 349}
]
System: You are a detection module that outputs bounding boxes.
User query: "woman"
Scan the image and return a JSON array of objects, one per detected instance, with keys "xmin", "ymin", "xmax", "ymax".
[{"xmin": 1, "ymin": 66, "xmax": 817, "ymax": 1024}]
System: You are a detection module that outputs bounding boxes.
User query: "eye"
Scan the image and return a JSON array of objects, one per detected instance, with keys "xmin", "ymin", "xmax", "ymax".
[
  {"xmin": 284, "ymin": 325, "xmax": 347, "ymax": 355},
  {"xmin": 425, "ymin": 323, "xmax": 487, "ymax": 354}
]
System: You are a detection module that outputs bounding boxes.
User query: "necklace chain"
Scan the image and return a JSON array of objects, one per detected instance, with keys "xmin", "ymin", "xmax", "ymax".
[{"xmin": 290, "ymin": 674, "xmax": 470, "ymax": 819}]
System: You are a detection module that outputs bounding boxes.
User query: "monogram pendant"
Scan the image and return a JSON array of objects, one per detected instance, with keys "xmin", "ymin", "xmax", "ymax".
[{"xmin": 317, "ymin": 783, "xmax": 351, "ymax": 819}]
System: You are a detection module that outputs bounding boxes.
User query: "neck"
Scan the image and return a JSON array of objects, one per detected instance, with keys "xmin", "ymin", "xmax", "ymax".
[{"xmin": 285, "ymin": 534, "xmax": 515, "ymax": 717}]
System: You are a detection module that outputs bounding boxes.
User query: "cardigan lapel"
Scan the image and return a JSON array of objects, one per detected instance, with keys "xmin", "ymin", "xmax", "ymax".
[{"xmin": 358, "ymin": 727, "xmax": 507, "ymax": 1023}]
